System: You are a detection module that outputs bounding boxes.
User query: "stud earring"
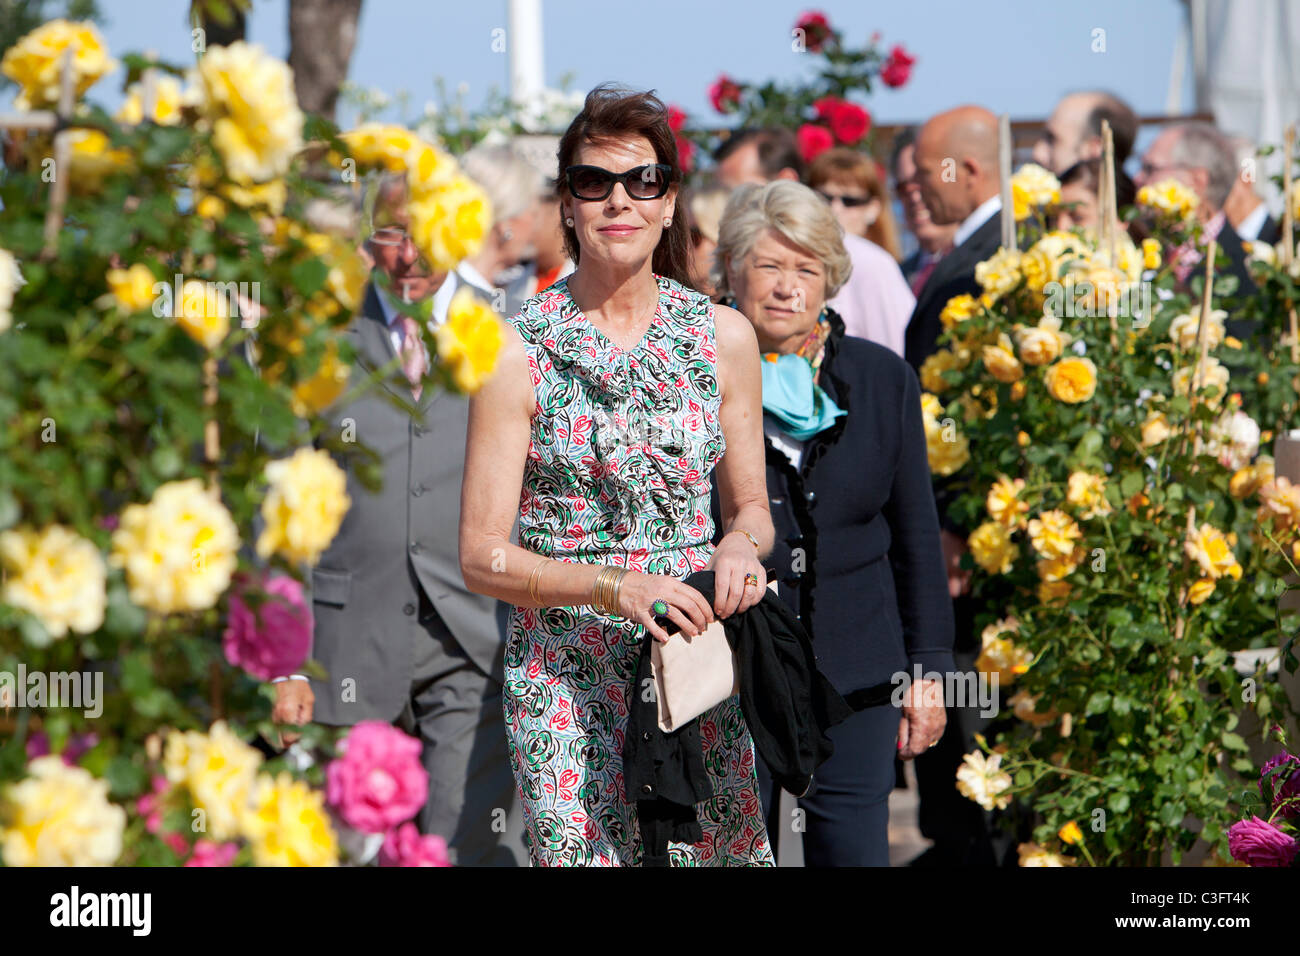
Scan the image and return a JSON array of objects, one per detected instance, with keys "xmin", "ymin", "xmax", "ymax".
[
  {"xmin": 565, "ymin": 217, "xmax": 574, "ymax": 227},
  {"xmin": 663, "ymin": 218, "xmax": 672, "ymax": 228}
]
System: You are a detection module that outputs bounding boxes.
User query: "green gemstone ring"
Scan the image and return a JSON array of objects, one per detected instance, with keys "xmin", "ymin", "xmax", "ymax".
[{"xmin": 651, "ymin": 599, "xmax": 669, "ymax": 616}]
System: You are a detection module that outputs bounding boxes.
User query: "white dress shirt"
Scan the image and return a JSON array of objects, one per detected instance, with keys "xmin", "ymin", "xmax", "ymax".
[
  {"xmin": 953, "ymin": 194, "xmax": 1003, "ymax": 249},
  {"xmin": 1235, "ymin": 203, "xmax": 1270, "ymax": 244}
]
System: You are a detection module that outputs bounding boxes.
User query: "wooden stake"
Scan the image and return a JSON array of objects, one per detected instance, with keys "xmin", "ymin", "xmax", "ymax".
[
  {"xmin": 999, "ymin": 113, "xmax": 1015, "ymax": 251},
  {"xmin": 1100, "ymin": 120, "xmax": 1118, "ymax": 268},
  {"xmin": 203, "ymin": 356, "xmax": 220, "ymax": 493},
  {"xmin": 1284, "ymin": 126, "xmax": 1299, "ymax": 370},
  {"xmin": 40, "ymin": 50, "xmax": 76, "ymax": 259},
  {"xmin": 1190, "ymin": 237, "xmax": 1218, "ymax": 409}
]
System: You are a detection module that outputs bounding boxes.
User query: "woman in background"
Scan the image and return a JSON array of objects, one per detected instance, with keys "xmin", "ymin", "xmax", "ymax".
[{"xmin": 808, "ymin": 146, "xmax": 903, "ymax": 260}]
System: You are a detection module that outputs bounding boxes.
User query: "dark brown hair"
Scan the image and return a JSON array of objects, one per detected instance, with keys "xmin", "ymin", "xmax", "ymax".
[
  {"xmin": 556, "ymin": 84, "xmax": 693, "ymax": 286},
  {"xmin": 807, "ymin": 146, "xmax": 904, "ymax": 260}
]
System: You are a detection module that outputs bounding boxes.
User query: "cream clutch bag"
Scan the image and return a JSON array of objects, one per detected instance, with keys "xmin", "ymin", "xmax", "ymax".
[{"xmin": 649, "ymin": 580, "xmax": 777, "ymax": 733}]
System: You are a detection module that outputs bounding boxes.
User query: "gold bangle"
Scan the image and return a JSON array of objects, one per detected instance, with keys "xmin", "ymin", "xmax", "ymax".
[
  {"xmin": 731, "ymin": 529, "xmax": 760, "ymax": 552},
  {"xmin": 608, "ymin": 567, "xmax": 627, "ymax": 617},
  {"xmin": 527, "ymin": 558, "xmax": 548, "ymax": 605},
  {"xmin": 592, "ymin": 565, "xmax": 615, "ymax": 613}
]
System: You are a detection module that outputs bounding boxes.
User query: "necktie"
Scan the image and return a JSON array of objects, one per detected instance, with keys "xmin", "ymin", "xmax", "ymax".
[
  {"xmin": 398, "ymin": 315, "xmax": 427, "ymax": 401},
  {"xmin": 910, "ymin": 257, "xmax": 938, "ymax": 297}
]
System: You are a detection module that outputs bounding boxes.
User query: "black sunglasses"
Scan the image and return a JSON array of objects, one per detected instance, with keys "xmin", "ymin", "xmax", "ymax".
[
  {"xmin": 565, "ymin": 164, "xmax": 673, "ymax": 201},
  {"xmin": 814, "ymin": 189, "xmax": 872, "ymax": 208}
]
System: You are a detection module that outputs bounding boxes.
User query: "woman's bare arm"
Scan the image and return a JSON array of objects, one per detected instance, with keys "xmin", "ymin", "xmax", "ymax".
[{"xmin": 711, "ymin": 303, "xmax": 774, "ymax": 559}]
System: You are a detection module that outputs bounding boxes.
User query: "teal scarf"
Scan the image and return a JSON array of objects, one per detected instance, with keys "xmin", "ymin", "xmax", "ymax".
[{"xmin": 760, "ymin": 352, "xmax": 845, "ymax": 440}]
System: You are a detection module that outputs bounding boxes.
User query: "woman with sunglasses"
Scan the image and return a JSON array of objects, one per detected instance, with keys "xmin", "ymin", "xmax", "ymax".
[{"xmin": 460, "ymin": 85, "xmax": 775, "ymax": 866}]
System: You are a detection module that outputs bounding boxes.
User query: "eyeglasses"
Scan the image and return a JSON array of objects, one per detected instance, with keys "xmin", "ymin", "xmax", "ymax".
[
  {"xmin": 814, "ymin": 189, "xmax": 872, "ymax": 208},
  {"xmin": 1138, "ymin": 162, "xmax": 1187, "ymax": 180},
  {"xmin": 564, "ymin": 164, "xmax": 673, "ymax": 201},
  {"xmin": 369, "ymin": 225, "xmax": 412, "ymax": 246}
]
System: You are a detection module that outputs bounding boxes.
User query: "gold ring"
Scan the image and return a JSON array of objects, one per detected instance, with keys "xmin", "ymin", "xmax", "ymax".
[
  {"xmin": 928, "ymin": 741, "xmax": 939, "ymax": 749},
  {"xmin": 744, "ymin": 572, "xmax": 759, "ymax": 588}
]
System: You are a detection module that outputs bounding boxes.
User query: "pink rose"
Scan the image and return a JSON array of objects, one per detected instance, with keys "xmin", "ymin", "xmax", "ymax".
[
  {"xmin": 325, "ymin": 721, "xmax": 428, "ymax": 833},
  {"xmin": 1227, "ymin": 815, "xmax": 1298, "ymax": 867},
  {"xmin": 666, "ymin": 104, "xmax": 686, "ymax": 133},
  {"xmin": 379, "ymin": 822, "xmax": 451, "ymax": 866},
  {"xmin": 880, "ymin": 44, "xmax": 916, "ymax": 88},
  {"xmin": 793, "ymin": 11, "xmax": 833, "ymax": 52},
  {"xmin": 222, "ymin": 572, "xmax": 312, "ymax": 681},
  {"xmin": 814, "ymin": 97, "xmax": 870, "ymax": 145},
  {"xmin": 796, "ymin": 123, "xmax": 834, "ymax": 163},
  {"xmin": 185, "ymin": 839, "xmax": 238, "ymax": 867},
  {"xmin": 136, "ymin": 775, "xmax": 171, "ymax": 834}
]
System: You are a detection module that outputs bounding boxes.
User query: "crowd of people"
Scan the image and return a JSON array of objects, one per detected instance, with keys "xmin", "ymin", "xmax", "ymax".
[{"xmin": 274, "ymin": 83, "xmax": 1281, "ymax": 866}]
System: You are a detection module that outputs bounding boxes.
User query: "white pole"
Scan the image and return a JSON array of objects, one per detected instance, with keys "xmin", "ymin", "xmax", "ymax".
[{"xmin": 509, "ymin": 0, "xmax": 545, "ymax": 131}]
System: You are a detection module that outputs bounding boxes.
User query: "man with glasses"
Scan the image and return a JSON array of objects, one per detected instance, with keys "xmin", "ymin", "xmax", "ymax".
[
  {"xmin": 1135, "ymin": 122, "xmax": 1258, "ymax": 312},
  {"xmin": 272, "ymin": 172, "xmax": 525, "ymax": 866}
]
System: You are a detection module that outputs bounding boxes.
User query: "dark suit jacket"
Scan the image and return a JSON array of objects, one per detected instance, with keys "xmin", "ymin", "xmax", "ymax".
[
  {"xmin": 711, "ymin": 308, "xmax": 955, "ymax": 700},
  {"xmin": 904, "ymin": 214, "xmax": 1002, "ymax": 371},
  {"xmin": 308, "ymin": 283, "xmax": 509, "ymax": 724}
]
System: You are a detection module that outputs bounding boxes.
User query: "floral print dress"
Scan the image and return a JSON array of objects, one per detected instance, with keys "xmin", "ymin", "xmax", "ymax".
[{"xmin": 503, "ymin": 274, "xmax": 774, "ymax": 867}]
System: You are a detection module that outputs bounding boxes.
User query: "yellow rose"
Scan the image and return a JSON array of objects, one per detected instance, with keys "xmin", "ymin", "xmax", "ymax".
[
  {"xmin": 163, "ymin": 721, "xmax": 262, "ymax": 841},
  {"xmin": 405, "ymin": 139, "xmax": 460, "ymax": 196},
  {"xmin": 1038, "ymin": 579, "xmax": 1070, "ymax": 605},
  {"xmin": 1259, "ymin": 476, "xmax": 1300, "ymax": 532},
  {"xmin": 1010, "ymin": 380, "xmax": 1026, "ymax": 401},
  {"xmin": 1142, "ymin": 237, "xmax": 1162, "ymax": 271},
  {"xmin": 920, "ymin": 392, "xmax": 970, "ymax": 476},
  {"xmin": 66, "ymin": 128, "xmax": 134, "ymax": 191},
  {"xmin": 1058, "ymin": 820, "xmax": 1083, "ymax": 845},
  {"xmin": 1184, "ymin": 523, "xmax": 1242, "ymax": 581},
  {"xmin": 1028, "ymin": 509, "xmax": 1082, "ymax": 560},
  {"xmin": 434, "ymin": 288, "xmax": 505, "ymax": 393},
  {"xmin": 1014, "ymin": 315, "xmax": 1070, "ymax": 366},
  {"xmin": 920, "ymin": 348, "xmax": 963, "ymax": 393},
  {"xmin": 986, "ymin": 475, "xmax": 1028, "ymax": 529},
  {"xmin": 968, "ymin": 521, "xmax": 1016, "ymax": 575},
  {"xmin": 1044, "ymin": 356, "xmax": 1097, "ymax": 404},
  {"xmin": 1140, "ymin": 410, "xmax": 1171, "ymax": 448},
  {"xmin": 981, "ymin": 333, "xmax": 1023, "ymax": 383},
  {"xmin": 1168, "ymin": 309, "xmax": 1226, "ymax": 352},
  {"xmin": 177, "ymin": 279, "xmax": 231, "ymax": 350},
  {"xmin": 116, "ymin": 75, "xmax": 188, "ymax": 126},
  {"xmin": 1187, "ymin": 578, "xmax": 1216, "ymax": 605},
  {"xmin": 1018, "ymin": 842, "xmax": 1075, "ymax": 867},
  {"xmin": 1017, "ymin": 430, "xmax": 1031, "ymax": 448},
  {"xmin": 1010, "ymin": 163, "xmax": 1061, "ymax": 220},
  {"xmin": 407, "ymin": 174, "xmax": 493, "ymax": 273},
  {"xmin": 939, "ymin": 293, "xmax": 979, "ymax": 330},
  {"xmin": 1173, "ymin": 356, "xmax": 1230, "ymax": 408},
  {"xmin": 974, "ymin": 247, "xmax": 1023, "ymax": 301},
  {"xmin": 1066, "ymin": 471, "xmax": 1111, "ymax": 519},
  {"xmin": 109, "ymin": 479, "xmax": 240, "ymax": 614},
  {"xmin": 291, "ymin": 338, "xmax": 351, "ymax": 417},
  {"xmin": 195, "ymin": 42, "xmax": 303, "ymax": 185},
  {"xmin": 0, "ymin": 524, "xmax": 106, "ymax": 639},
  {"xmin": 221, "ymin": 178, "xmax": 288, "ymax": 215},
  {"xmin": 106, "ymin": 264, "xmax": 156, "ymax": 313},
  {"xmin": 340, "ymin": 122, "xmax": 419, "ymax": 172},
  {"xmin": 956, "ymin": 751, "xmax": 1013, "ymax": 811},
  {"xmin": 0, "ymin": 19, "xmax": 116, "ymax": 110},
  {"xmin": 1037, "ymin": 546, "xmax": 1085, "ymax": 582},
  {"xmin": 242, "ymin": 772, "xmax": 339, "ymax": 867},
  {"xmin": 1137, "ymin": 178, "xmax": 1199, "ymax": 220},
  {"xmin": 0, "ymin": 247, "xmax": 18, "ymax": 333},
  {"xmin": 256, "ymin": 448, "xmax": 350, "ymax": 565},
  {"xmin": 1078, "ymin": 263, "xmax": 1129, "ymax": 317},
  {"xmin": 0, "ymin": 757, "xmax": 125, "ymax": 866},
  {"xmin": 1010, "ymin": 689, "xmax": 1057, "ymax": 728}
]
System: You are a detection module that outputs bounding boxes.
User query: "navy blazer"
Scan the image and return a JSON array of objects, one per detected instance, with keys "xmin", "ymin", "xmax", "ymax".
[{"xmin": 711, "ymin": 308, "xmax": 955, "ymax": 699}]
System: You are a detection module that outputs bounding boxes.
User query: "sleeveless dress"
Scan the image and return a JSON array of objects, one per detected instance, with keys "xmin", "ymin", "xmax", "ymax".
[{"xmin": 504, "ymin": 274, "xmax": 775, "ymax": 867}]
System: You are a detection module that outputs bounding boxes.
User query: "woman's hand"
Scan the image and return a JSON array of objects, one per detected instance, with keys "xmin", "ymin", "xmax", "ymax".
[
  {"xmin": 706, "ymin": 532, "xmax": 767, "ymax": 619},
  {"xmin": 615, "ymin": 571, "xmax": 715, "ymax": 644},
  {"xmin": 896, "ymin": 678, "xmax": 947, "ymax": 759}
]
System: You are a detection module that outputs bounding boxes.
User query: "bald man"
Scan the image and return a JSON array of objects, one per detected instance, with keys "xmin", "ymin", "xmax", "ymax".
[
  {"xmin": 1032, "ymin": 91, "xmax": 1138, "ymax": 174},
  {"xmin": 902, "ymin": 105, "xmax": 1003, "ymax": 371},
  {"xmin": 902, "ymin": 105, "xmax": 1006, "ymax": 868}
]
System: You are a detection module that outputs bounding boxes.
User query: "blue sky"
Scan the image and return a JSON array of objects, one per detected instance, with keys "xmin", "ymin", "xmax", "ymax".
[{"xmin": 38, "ymin": 0, "xmax": 1193, "ymax": 143}]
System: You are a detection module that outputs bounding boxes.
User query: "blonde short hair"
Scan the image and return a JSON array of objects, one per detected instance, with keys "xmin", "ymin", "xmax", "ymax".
[
  {"xmin": 461, "ymin": 144, "xmax": 545, "ymax": 224},
  {"xmin": 711, "ymin": 180, "xmax": 852, "ymax": 300}
]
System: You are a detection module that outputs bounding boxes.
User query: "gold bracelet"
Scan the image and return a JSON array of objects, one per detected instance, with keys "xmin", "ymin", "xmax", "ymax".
[
  {"xmin": 730, "ymin": 528, "xmax": 760, "ymax": 552},
  {"xmin": 527, "ymin": 558, "xmax": 548, "ymax": 605},
  {"xmin": 592, "ymin": 565, "xmax": 614, "ymax": 613},
  {"xmin": 608, "ymin": 567, "xmax": 626, "ymax": 617}
]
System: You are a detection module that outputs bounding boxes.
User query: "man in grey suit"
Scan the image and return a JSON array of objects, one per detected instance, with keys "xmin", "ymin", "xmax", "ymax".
[{"xmin": 272, "ymin": 174, "xmax": 524, "ymax": 866}]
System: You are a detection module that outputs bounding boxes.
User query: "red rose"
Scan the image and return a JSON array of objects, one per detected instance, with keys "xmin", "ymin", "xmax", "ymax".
[
  {"xmin": 880, "ymin": 44, "xmax": 916, "ymax": 88},
  {"xmin": 796, "ymin": 123, "xmax": 834, "ymax": 162},
  {"xmin": 794, "ymin": 10, "xmax": 833, "ymax": 52},
  {"xmin": 676, "ymin": 135, "xmax": 695, "ymax": 173},
  {"xmin": 666, "ymin": 104, "xmax": 686, "ymax": 133},
  {"xmin": 708, "ymin": 74, "xmax": 743, "ymax": 114}
]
